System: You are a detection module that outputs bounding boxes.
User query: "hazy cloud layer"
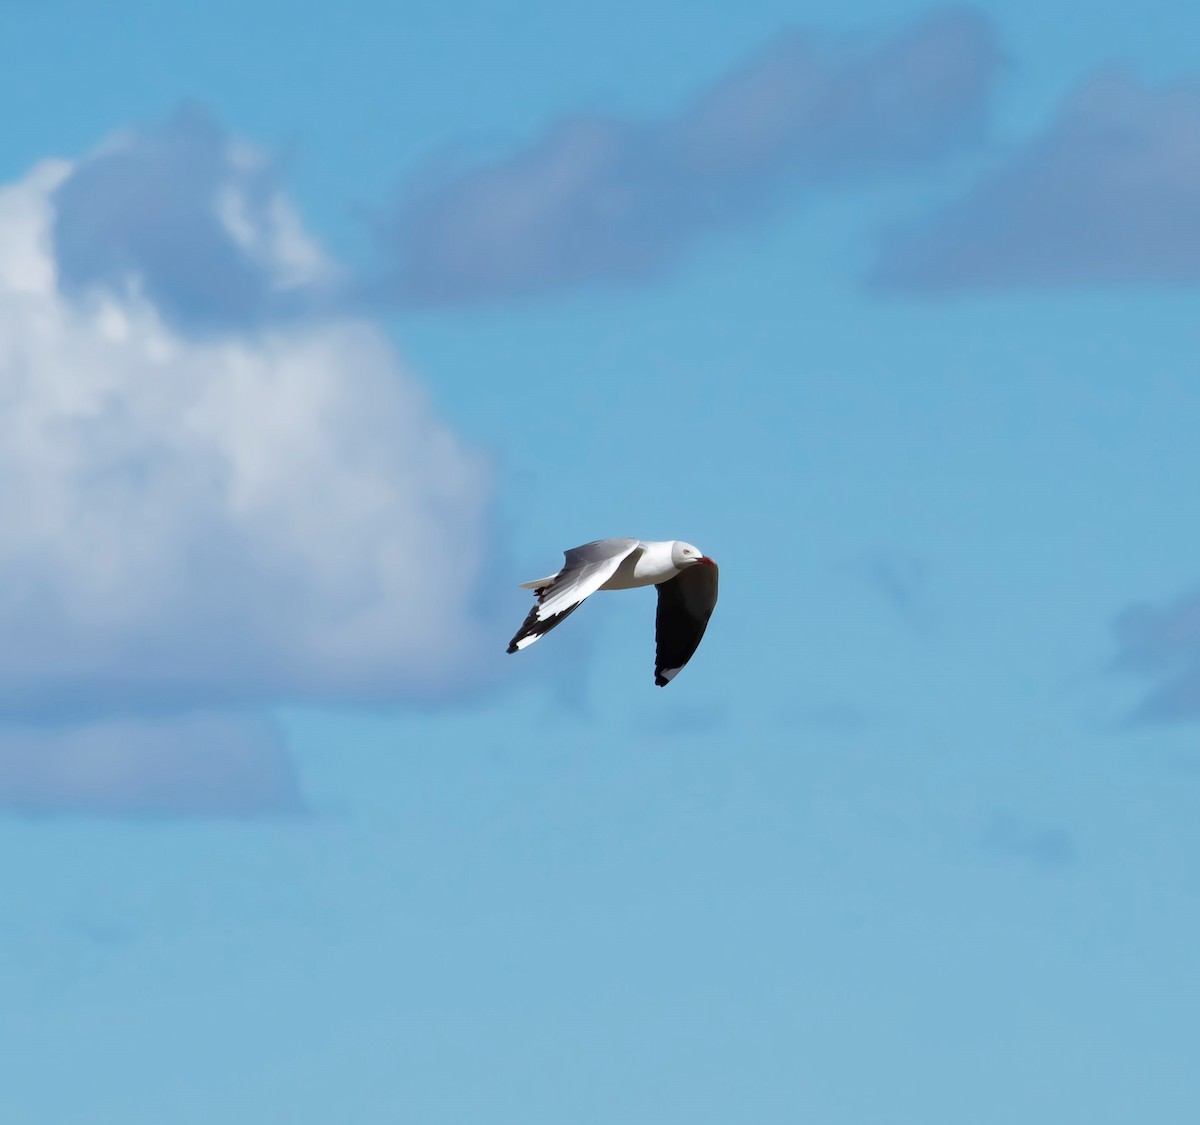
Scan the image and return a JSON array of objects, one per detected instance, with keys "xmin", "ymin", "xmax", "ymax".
[
  {"xmin": 872, "ymin": 72, "xmax": 1200, "ymax": 291},
  {"xmin": 982, "ymin": 813, "xmax": 1075, "ymax": 869},
  {"xmin": 368, "ymin": 8, "xmax": 1001, "ymax": 306},
  {"xmin": 851, "ymin": 548, "xmax": 933, "ymax": 633},
  {"xmin": 53, "ymin": 108, "xmax": 338, "ymax": 330},
  {"xmin": 1113, "ymin": 586, "xmax": 1200, "ymax": 721},
  {"xmin": 0, "ymin": 715, "xmax": 303, "ymax": 817},
  {"xmin": 0, "ymin": 153, "xmax": 491, "ymax": 720}
]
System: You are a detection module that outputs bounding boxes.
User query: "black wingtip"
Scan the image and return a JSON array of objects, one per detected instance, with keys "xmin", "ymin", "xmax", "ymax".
[
  {"xmin": 655, "ymin": 674, "xmax": 669, "ymax": 687},
  {"xmin": 507, "ymin": 599, "xmax": 583, "ymax": 656}
]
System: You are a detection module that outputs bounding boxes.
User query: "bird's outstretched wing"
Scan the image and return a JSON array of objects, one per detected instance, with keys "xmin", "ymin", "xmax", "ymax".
[
  {"xmin": 507, "ymin": 538, "xmax": 642, "ymax": 653},
  {"xmin": 654, "ymin": 561, "xmax": 718, "ymax": 685}
]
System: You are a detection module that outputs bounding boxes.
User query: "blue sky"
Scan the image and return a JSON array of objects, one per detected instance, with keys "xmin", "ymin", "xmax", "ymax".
[{"xmin": 2, "ymin": 1, "xmax": 1200, "ymax": 1121}]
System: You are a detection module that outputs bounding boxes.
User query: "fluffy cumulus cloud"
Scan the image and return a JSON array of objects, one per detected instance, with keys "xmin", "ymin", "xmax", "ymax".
[
  {"xmin": 367, "ymin": 8, "xmax": 1001, "ymax": 306},
  {"xmin": 872, "ymin": 72, "xmax": 1200, "ymax": 291},
  {"xmin": 0, "ymin": 128, "xmax": 493, "ymax": 814},
  {"xmin": 1112, "ymin": 586, "xmax": 1200, "ymax": 722}
]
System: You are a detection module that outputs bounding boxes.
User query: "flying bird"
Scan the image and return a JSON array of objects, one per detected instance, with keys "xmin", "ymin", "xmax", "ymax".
[{"xmin": 507, "ymin": 538, "xmax": 718, "ymax": 685}]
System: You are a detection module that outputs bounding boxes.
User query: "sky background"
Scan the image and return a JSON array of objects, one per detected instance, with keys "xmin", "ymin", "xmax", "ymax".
[{"xmin": 2, "ymin": 2, "xmax": 1200, "ymax": 1122}]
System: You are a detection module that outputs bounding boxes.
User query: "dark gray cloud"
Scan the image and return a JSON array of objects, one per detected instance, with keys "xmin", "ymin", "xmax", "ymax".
[
  {"xmin": 47, "ymin": 12, "xmax": 1000, "ymax": 317},
  {"xmin": 1113, "ymin": 586, "xmax": 1200, "ymax": 722},
  {"xmin": 52, "ymin": 106, "xmax": 336, "ymax": 330},
  {"xmin": 367, "ymin": 8, "xmax": 1001, "ymax": 306},
  {"xmin": 0, "ymin": 715, "xmax": 304, "ymax": 818},
  {"xmin": 872, "ymin": 72, "xmax": 1200, "ymax": 291}
]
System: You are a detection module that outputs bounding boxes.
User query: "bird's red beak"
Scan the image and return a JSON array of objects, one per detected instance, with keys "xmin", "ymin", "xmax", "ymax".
[{"xmin": 697, "ymin": 556, "xmax": 716, "ymax": 566}]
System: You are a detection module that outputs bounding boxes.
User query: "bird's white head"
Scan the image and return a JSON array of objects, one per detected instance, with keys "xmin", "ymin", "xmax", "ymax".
[{"xmin": 671, "ymin": 541, "xmax": 715, "ymax": 568}]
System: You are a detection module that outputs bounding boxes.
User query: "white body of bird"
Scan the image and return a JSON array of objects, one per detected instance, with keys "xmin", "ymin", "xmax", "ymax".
[{"xmin": 519, "ymin": 539, "xmax": 686, "ymax": 593}]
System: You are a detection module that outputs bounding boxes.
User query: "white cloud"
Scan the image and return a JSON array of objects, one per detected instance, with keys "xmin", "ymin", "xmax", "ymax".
[
  {"xmin": 0, "ymin": 155, "xmax": 493, "ymax": 719},
  {"xmin": 215, "ymin": 138, "xmax": 338, "ymax": 293}
]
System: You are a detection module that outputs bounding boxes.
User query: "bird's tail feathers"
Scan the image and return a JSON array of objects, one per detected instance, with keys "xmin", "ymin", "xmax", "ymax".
[{"xmin": 519, "ymin": 574, "xmax": 558, "ymax": 591}]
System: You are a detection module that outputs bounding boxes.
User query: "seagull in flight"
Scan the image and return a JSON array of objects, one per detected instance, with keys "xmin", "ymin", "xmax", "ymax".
[{"xmin": 507, "ymin": 538, "xmax": 719, "ymax": 685}]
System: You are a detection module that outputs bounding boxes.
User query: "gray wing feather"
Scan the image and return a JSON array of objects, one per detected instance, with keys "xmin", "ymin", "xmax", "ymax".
[
  {"xmin": 562, "ymin": 538, "xmax": 641, "ymax": 568},
  {"xmin": 507, "ymin": 539, "xmax": 642, "ymax": 653}
]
